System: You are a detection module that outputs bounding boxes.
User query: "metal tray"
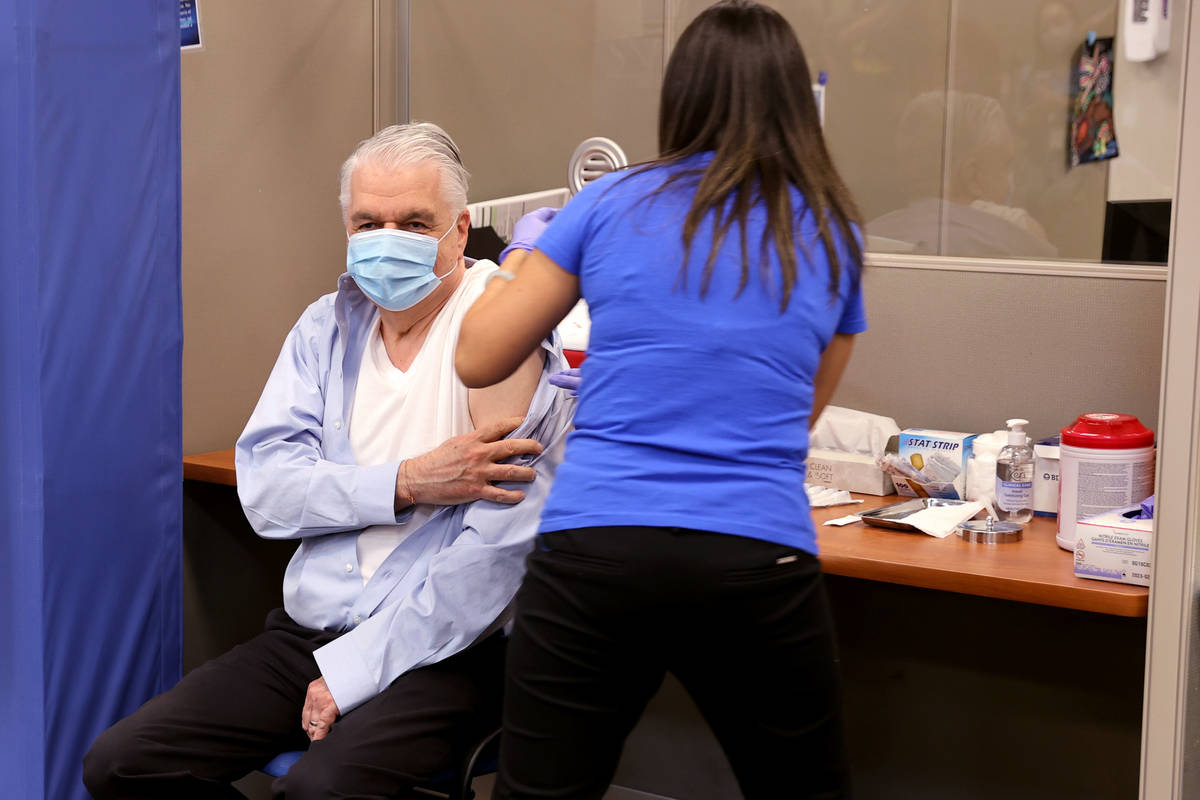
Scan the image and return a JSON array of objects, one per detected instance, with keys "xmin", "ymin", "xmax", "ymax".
[{"xmin": 858, "ymin": 498, "xmax": 975, "ymax": 532}]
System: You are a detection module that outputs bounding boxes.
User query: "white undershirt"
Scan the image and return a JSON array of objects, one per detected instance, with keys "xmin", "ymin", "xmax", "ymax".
[{"xmin": 349, "ymin": 264, "xmax": 492, "ymax": 584}]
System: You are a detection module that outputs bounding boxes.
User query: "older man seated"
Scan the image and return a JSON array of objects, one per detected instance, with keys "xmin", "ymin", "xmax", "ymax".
[{"xmin": 84, "ymin": 122, "xmax": 572, "ymax": 799}]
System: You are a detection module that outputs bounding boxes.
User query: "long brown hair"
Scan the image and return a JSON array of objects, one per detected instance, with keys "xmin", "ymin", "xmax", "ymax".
[{"xmin": 650, "ymin": 0, "xmax": 862, "ymax": 310}]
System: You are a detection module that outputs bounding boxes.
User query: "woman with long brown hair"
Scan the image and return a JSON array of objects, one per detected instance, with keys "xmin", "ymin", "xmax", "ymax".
[{"xmin": 457, "ymin": 2, "xmax": 864, "ymax": 796}]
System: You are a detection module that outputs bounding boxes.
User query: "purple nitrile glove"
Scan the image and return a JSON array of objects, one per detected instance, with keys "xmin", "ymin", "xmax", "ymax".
[
  {"xmin": 548, "ymin": 367, "xmax": 581, "ymax": 396},
  {"xmin": 498, "ymin": 207, "xmax": 558, "ymax": 264},
  {"xmin": 1138, "ymin": 495, "xmax": 1155, "ymax": 520}
]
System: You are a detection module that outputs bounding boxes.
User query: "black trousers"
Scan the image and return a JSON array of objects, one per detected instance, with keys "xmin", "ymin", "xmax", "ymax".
[
  {"xmin": 493, "ymin": 526, "xmax": 850, "ymax": 800},
  {"xmin": 83, "ymin": 609, "xmax": 505, "ymax": 800}
]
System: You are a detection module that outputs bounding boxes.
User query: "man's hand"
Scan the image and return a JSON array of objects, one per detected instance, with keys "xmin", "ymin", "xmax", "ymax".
[
  {"xmin": 397, "ymin": 417, "xmax": 542, "ymax": 508},
  {"xmin": 302, "ymin": 677, "xmax": 340, "ymax": 743}
]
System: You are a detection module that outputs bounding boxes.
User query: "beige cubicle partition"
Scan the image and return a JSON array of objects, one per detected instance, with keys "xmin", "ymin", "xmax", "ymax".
[
  {"xmin": 403, "ymin": 4, "xmax": 1175, "ymax": 800},
  {"xmin": 834, "ymin": 263, "xmax": 1165, "ymax": 435},
  {"xmin": 181, "ymin": 0, "xmax": 379, "ymax": 454},
  {"xmin": 176, "ymin": 2, "xmax": 1197, "ymax": 796}
]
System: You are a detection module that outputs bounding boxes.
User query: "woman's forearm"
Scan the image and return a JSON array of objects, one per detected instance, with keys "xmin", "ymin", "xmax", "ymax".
[{"xmin": 810, "ymin": 333, "xmax": 856, "ymax": 426}]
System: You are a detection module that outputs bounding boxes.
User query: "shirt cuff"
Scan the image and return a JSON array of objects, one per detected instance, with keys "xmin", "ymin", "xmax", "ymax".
[
  {"xmin": 355, "ymin": 460, "xmax": 405, "ymax": 526},
  {"xmin": 313, "ymin": 634, "xmax": 378, "ymax": 715}
]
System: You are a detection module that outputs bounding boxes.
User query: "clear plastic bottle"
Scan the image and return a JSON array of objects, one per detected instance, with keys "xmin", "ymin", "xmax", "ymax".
[{"xmin": 996, "ymin": 418, "xmax": 1035, "ymax": 523}]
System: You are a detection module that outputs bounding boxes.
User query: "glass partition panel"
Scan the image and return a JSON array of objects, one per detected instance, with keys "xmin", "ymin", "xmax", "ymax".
[
  {"xmin": 946, "ymin": 0, "xmax": 1115, "ymax": 260},
  {"xmin": 673, "ymin": 0, "xmax": 1179, "ymax": 264},
  {"xmin": 671, "ymin": 0, "xmax": 954, "ymax": 231},
  {"xmin": 410, "ymin": 0, "xmax": 663, "ymax": 203},
  {"xmin": 413, "ymin": 0, "xmax": 1180, "ymax": 265},
  {"xmin": 856, "ymin": 0, "xmax": 1116, "ymax": 260}
]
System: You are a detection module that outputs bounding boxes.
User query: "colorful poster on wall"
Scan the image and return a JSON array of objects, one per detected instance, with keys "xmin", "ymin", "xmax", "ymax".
[
  {"xmin": 1069, "ymin": 36, "xmax": 1118, "ymax": 167},
  {"xmin": 180, "ymin": 0, "xmax": 202, "ymax": 51}
]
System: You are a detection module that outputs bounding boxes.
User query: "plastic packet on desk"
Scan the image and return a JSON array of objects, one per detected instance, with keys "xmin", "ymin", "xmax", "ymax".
[
  {"xmin": 877, "ymin": 453, "xmax": 925, "ymax": 483},
  {"xmin": 877, "ymin": 454, "xmax": 959, "ymax": 498},
  {"xmin": 805, "ymin": 484, "xmax": 863, "ymax": 508},
  {"xmin": 917, "ymin": 452, "xmax": 961, "ymax": 482}
]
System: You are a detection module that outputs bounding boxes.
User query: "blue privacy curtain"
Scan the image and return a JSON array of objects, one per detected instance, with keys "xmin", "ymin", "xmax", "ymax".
[{"xmin": 0, "ymin": 1, "xmax": 182, "ymax": 798}]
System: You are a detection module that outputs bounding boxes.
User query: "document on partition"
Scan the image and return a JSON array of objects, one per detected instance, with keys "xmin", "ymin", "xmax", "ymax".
[{"xmin": 180, "ymin": 0, "xmax": 202, "ymax": 51}]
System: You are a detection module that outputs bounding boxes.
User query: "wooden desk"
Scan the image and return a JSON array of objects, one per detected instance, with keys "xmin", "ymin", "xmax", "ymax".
[
  {"xmin": 813, "ymin": 495, "xmax": 1147, "ymax": 618},
  {"xmin": 183, "ymin": 449, "xmax": 1148, "ymax": 617}
]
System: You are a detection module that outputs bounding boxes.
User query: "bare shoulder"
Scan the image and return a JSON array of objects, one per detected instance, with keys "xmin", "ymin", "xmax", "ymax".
[{"xmin": 467, "ymin": 347, "xmax": 543, "ymax": 429}]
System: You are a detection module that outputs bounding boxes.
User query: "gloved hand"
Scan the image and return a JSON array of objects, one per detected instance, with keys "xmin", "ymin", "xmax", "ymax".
[
  {"xmin": 498, "ymin": 207, "xmax": 558, "ymax": 264},
  {"xmin": 548, "ymin": 367, "xmax": 581, "ymax": 396}
]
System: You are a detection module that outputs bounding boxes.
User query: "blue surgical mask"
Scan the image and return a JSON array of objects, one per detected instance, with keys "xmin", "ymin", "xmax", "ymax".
[{"xmin": 346, "ymin": 225, "xmax": 456, "ymax": 311}]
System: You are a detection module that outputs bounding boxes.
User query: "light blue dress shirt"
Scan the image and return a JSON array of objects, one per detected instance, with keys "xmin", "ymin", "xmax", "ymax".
[{"xmin": 235, "ymin": 267, "xmax": 572, "ymax": 713}]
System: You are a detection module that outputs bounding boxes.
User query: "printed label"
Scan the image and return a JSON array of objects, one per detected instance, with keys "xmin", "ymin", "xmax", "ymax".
[
  {"xmin": 996, "ymin": 462, "xmax": 1033, "ymax": 511},
  {"xmin": 997, "ymin": 481, "xmax": 1033, "ymax": 511},
  {"xmin": 806, "ymin": 460, "xmax": 834, "ymax": 487},
  {"xmin": 1076, "ymin": 458, "xmax": 1155, "ymax": 518},
  {"xmin": 902, "ymin": 438, "xmax": 960, "ymax": 451}
]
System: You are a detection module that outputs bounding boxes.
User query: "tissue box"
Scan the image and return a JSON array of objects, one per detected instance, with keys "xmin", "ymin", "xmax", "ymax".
[
  {"xmin": 1034, "ymin": 438, "xmax": 1060, "ymax": 516},
  {"xmin": 892, "ymin": 429, "xmax": 977, "ymax": 500},
  {"xmin": 1074, "ymin": 505, "xmax": 1152, "ymax": 586},
  {"xmin": 806, "ymin": 448, "xmax": 896, "ymax": 496}
]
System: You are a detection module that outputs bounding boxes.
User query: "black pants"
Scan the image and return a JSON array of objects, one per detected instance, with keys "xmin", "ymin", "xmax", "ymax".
[
  {"xmin": 493, "ymin": 526, "xmax": 850, "ymax": 800},
  {"xmin": 83, "ymin": 609, "xmax": 505, "ymax": 800}
]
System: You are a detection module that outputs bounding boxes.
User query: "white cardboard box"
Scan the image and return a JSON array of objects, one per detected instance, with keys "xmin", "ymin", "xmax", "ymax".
[
  {"xmin": 1074, "ymin": 505, "xmax": 1152, "ymax": 586},
  {"xmin": 806, "ymin": 449, "xmax": 896, "ymax": 496},
  {"xmin": 1034, "ymin": 442, "xmax": 1060, "ymax": 516}
]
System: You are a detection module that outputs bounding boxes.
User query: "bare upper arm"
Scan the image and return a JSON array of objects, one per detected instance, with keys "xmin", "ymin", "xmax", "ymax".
[
  {"xmin": 811, "ymin": 333, "xmax": 856, "ymax": 426},
  {"xmin": 467, "ymin": 347, "xmax": 544, "ymax": 429},
  {"xmin": 456, "ymin": 250, "xmax": 580, "ymax": 388}
]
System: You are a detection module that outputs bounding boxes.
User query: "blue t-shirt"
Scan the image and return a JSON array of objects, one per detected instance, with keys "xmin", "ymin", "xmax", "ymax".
[{"xmin": 535, "ymin": 154, "xmax": 867, "ymax": 554}]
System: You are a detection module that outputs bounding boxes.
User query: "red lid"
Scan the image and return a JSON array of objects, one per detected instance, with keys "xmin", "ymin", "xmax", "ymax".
[{"xmin": 1061, "ymin": 413, "xmax": 1154, "ymax": 449}]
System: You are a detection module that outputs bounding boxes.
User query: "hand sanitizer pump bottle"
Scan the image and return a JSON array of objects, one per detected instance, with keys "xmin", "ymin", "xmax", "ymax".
[{"xmin": 996, "ymin": 419, "xmax": 1035, "ymax": 524}]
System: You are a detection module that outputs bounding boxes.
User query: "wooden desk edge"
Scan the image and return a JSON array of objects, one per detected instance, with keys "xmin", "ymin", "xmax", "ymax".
[
  {"xmin": 818, "ymin": 554, "xmax": 1148, "ymax": 618},
  {"xmin": 183, "ymin": 449, "xmax": 237, "ymax": 486},
  {"xmin": 180, "ymin": 450, "xmax": 1149, "ymax": 618}
]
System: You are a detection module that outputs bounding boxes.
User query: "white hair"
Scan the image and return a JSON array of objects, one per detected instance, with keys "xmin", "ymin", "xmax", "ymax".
[{"xmin": 338, "ymin": 122, "xmax": 471, "ymax": 219}]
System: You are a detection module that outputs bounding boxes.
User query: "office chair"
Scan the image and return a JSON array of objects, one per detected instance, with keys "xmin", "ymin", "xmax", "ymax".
[{"xmin": 260, "ymin": 726, "xmax": 501, "ymax": 800}]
